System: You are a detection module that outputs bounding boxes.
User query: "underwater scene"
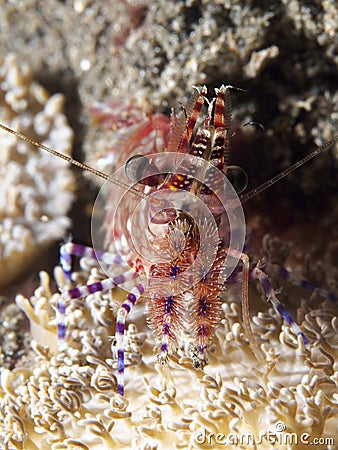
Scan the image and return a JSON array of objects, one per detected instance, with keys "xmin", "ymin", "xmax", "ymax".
[{"xmin": 0, "ymin": 1, "xmax": 337, "ymax": 449}]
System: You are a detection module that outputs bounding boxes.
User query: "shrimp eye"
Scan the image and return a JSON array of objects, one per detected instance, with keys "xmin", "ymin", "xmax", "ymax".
[
  {"xmin": 125, "ymin": 155, "xmax": 149, "ymax": 181},
  {"xmin": 125, "ymin": 155, "xmax": 161, "ymax": 186},
  {"xmin": 225, "ymin": 165, "xmax": 248, "ymax": 193}
]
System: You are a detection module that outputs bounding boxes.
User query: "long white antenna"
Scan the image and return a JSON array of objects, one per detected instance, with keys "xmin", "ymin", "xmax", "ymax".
[
  {"xmin": 240, "ymin": 135, "xmax": 338, "ymax": 203},
  {"xmin": 0, "ymin": 122, "xmax": 146, "ymax": 199},
  {"xmin": 0, "ymin": 122, "xmax": 336, "ymax": 204}
]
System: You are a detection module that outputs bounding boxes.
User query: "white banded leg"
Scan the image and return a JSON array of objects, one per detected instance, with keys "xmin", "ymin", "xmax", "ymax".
[
  {"xmin": 252, "ymin": 263, "xmax": 310, "ymax": 350},
  {"xmin": 60, "ymin": 241, "xmax": 127, "ymax": 283},
  {"xmin": 56, "ymin": 269, "xmax": 138, "ymax": 347},
  {"xmin": 115, "ymin": 283, "xmax": 145, "ymax": 396}
]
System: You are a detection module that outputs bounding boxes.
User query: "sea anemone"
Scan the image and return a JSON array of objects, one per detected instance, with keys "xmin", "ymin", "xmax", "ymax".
[{"xmin": 1, "ymin": 245, "xmax": 337, "ymax": 449}]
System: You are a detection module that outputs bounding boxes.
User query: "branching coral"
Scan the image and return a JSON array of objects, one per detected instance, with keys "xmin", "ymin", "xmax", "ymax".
[
  {"xmin": 0, "ymin": 53, "xmax": 74, "ymax": 287},
  {"xmin": 0, "ymin": 249, "xmax": 337, "ymax": 450}
]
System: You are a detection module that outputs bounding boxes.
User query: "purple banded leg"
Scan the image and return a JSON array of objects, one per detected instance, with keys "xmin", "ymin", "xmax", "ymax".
[
  {"xmin": 252, "ymin": 264, "xmax": 310, "ymax": 349},
  {"xmin": 60, "ymin": 242, "xmax": 125, "ymax": 283},
  {"xmin": 227, "ymin": 263, "xmax": 337, "ymax": 303},
  {"xmin": 159, "ymin": 320, "xmax": 170, "ymax": 362},
  {"xmin": 56, "ymin": 296, "xmax": 66, "ymax": 344},
  {"xmin": 115, "ymin": 283, "xmax": 145, "ymax": 396},
  {"xmin": 60, "ymin": 244, "xmax": 73, "ymax": 285},
  {"xmin": 275, "ymin": 266, "xmax": 338, "ymax": 303},
  {"xmin": 56, "ymin": 269, "xmax": 138, "ymax": 348}
]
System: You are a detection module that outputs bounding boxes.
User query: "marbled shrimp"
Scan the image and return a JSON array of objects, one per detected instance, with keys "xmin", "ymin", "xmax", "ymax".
[{"xmin": 0, "ymin": 86, "xmax": 337, "ymax": 396}]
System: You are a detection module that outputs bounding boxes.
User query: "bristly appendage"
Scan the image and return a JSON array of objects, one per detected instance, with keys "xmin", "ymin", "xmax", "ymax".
[{"xmin": 1, "ymin": 86, "xmax": 337, "ymax": 396}]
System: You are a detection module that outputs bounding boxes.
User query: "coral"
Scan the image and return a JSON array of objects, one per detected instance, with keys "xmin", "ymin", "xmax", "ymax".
[
  {"xmin": 0, "ymin": 54, "xmax": 74, "ymax": 287},
  {"xmin": 0, "ymin": 251, "xmax": 337, "ymax": 449}
]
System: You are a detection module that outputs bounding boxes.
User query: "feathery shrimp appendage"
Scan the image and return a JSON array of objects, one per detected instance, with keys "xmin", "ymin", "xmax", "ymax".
[
  {"xmin": 146, "ymin": 216, "xmax": 197, "ymax": 363},
  {"xmin": 189, "ymin": 246, "xmax": 227, "ymax": 368},
  {"xmin": 146, "ymin": 292, "xmax": 186, "ymax": 363},
  {"xmin": 146, "ymin": 214, "xmax": 226, "ymax": 367}
]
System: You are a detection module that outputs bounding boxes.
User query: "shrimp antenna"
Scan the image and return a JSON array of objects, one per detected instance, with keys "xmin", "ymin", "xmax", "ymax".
[
  {"xmin": 239, "ymin": 135, "xmax": 338, "ymax": 203},
  {"xmin": 1, "ymin": 122, "xmax": 336, "ymax": 204},
  {"xmin": 0, "ymin": 123, "xmax": 146, "ymax": 200}
]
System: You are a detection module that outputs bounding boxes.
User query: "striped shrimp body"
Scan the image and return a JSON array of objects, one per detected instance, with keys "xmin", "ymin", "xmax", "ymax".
[
  {"xmin": 1, "ymin": 86, "xmax": 337, "ymax": 396},
  {"xmin": 92, "ymin": 86, "xmax": 247, "ymax": 375}
]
